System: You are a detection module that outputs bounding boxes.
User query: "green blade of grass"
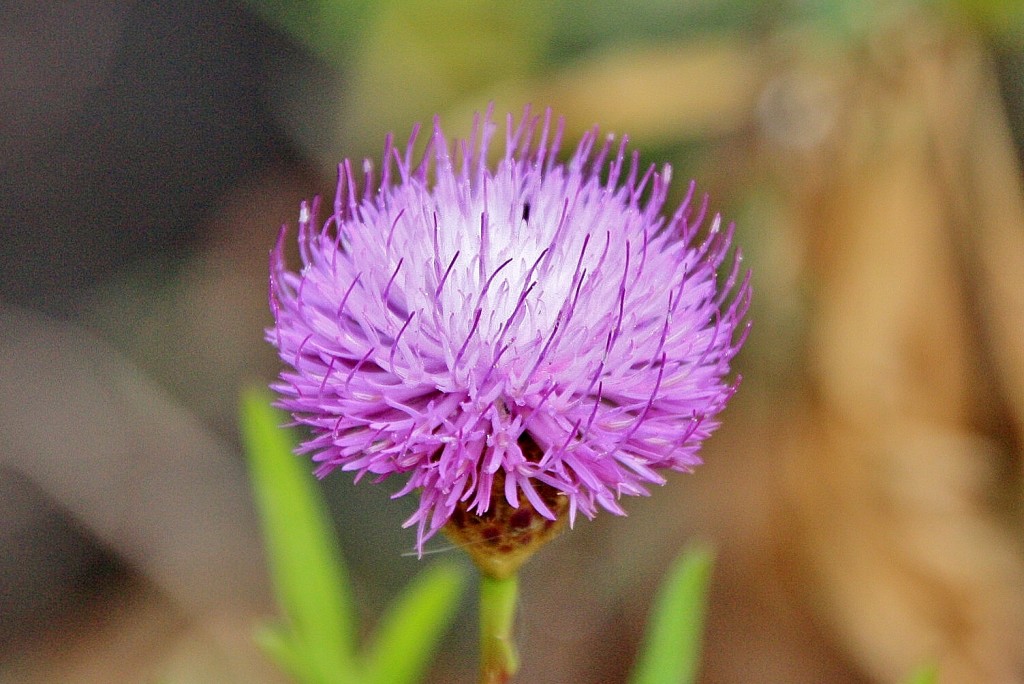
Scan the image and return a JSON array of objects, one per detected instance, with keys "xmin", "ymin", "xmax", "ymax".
[
  {"xmin": 362, "ymin": 561, "xmax": 467, "ymax": 684},
  {"xmin": 629, "ymin": 544, "xmax": 714, "ymax": 684},
  {"xmin": 240, "ymin": 387, "xmax": 357, "ymax": 683}
]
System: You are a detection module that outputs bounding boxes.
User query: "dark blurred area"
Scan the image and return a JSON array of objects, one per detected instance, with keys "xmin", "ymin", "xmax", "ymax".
[
  {"xmin": 1, "ymin": 2, "xmax": 305, "ymax": 679},
  {"xmin": 0, "ymin": 1, "xmax": 299, "ymax": 316},
  {"xmin": 2, "ymin": 1, "xmax": 1023, "ymax": 682}
]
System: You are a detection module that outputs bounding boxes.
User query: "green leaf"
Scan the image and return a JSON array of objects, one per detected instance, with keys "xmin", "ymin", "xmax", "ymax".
[
  {"xmin": 243, "ymin": 0, "xmax": 376, "ymax": 68},
  {"xmin": 362, "ymin": 561, "xmax": 467, "ymax": 684},
  {"xmin": 903, "ymin": 663, "xmax": 939, "ymax": 684},
  {"xmin": 629, "ymin": 544, "xmax": 715, "ymax": 684},
  {"xmin": 240, "ymin": 387, "xmax": 357, "ymax": 684},
  {"xmin": 254, "ymin": 623, "xmax": 315, "ymax": 683},
  {"xmin": 946, "ymin": 0, "xmax": 1024, "ymax": 46}
]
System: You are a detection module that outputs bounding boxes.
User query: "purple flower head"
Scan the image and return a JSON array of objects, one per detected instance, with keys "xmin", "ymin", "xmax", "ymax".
[{"xmin": 269, "ymin": 106, "xmax": 750, "ymax": 554}]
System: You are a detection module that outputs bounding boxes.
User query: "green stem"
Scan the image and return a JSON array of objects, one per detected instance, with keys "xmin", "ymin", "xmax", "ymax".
[{"xmin": 478, "ymin": 572, "xmax": 520, "ymax": 684}]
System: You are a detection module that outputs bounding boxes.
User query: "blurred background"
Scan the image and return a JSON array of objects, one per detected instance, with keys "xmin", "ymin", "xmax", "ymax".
[{"xmin": 2, "ymin": 0, "xmax": 1023, "ymax": 682}]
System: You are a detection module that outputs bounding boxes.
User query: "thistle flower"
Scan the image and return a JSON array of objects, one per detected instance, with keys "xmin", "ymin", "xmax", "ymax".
[{"xmin": 268, "ymin": 107, "xmax": 750, "ymax": 566}]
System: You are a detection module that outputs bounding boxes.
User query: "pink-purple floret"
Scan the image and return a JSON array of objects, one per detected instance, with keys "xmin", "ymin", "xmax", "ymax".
[{"xmin": 268, "ymin": 106, "xmax": 751, "ymax": 552}]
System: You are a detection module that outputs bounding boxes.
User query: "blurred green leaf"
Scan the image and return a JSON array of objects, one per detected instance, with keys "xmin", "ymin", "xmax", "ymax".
[
  {"xmin": 240, "ymin": 387, "xmax": 357, "ymax": 684},
  {"xmin": 244, "ymin": 0, "xmax": 376, "ymax": 68},
  {"xmin": 335, "ymin": 0, "xmax": 552, "ymax": 155},
  {"xmin": 903, "ymin": 662, "xmax": 939, "ymax": 684},
  {"xmin": 948, "ymin": 0, "xmax": 1024, "ymax": 45},
  {"xmin": 363, "ymin": 561, "xmax": 468, "ymax": 684},
  {"xmin": 255, "ymin": 623, "xmax": 315, "ymax": 683},
  {"xmin": 629, "ymin": 544, "xmax": 714, "ymax": 684},
  {"xmin": 548, "ymin": 0, "xmax": 771, "ymax": 63}
]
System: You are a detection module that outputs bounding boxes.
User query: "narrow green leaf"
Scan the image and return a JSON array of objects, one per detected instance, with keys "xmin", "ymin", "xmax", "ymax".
[
  {"xmin": 629, "ymin": 544, "xmax": 715, "ymax": 684},
  {"xmin": 362, "ymin": 562, "xmax": 467, "ymax": 684},
  {"xmin": 240, "ymin": 387, "xmax": 356, "ymax": 683},
  {"xmin": 903, "ymin": 663, "xmax": 939, "ymax": 684},
  {"xmin": 255, "ymin": 623, "xmax": 316, "ymax": 683}
]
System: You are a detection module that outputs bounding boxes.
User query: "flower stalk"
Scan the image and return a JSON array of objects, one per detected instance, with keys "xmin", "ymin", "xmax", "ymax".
[{"xmin": 479, "ymin": 573, "xmax": 520, "ymax": 684}]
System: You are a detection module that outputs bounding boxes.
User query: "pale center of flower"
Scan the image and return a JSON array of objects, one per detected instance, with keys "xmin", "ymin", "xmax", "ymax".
[{"xmin": 424, "ymin": 169, "xmax": 637, "ymax": 363}]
